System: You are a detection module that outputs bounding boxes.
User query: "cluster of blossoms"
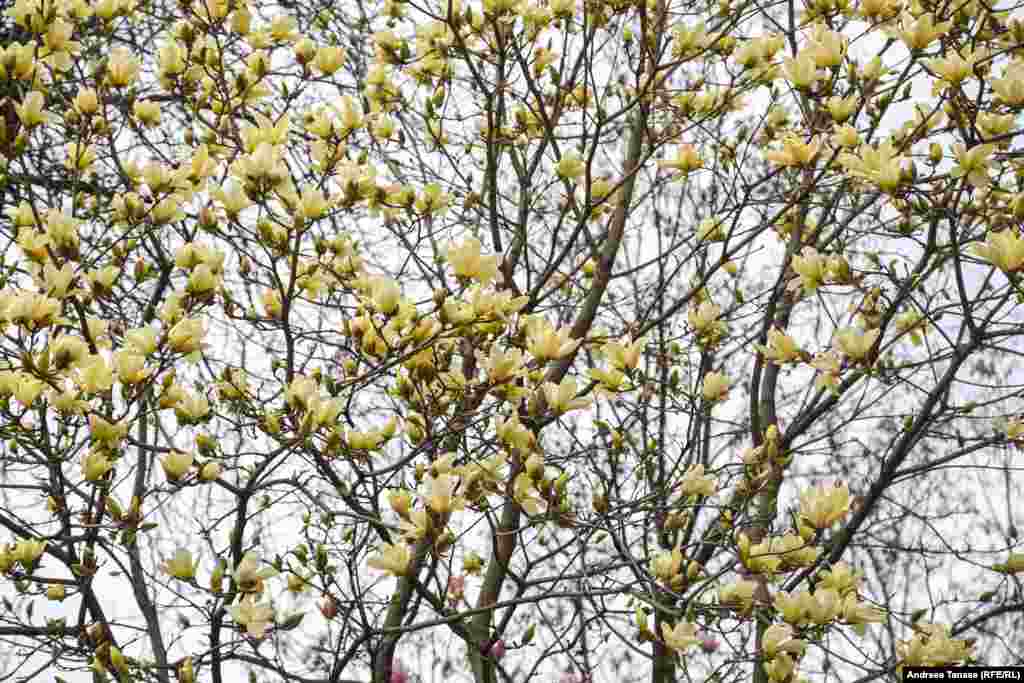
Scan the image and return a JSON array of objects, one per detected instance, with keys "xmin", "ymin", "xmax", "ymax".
[
  {"xmin": 0, "ymin": 0, "xmax": 1019, "ymax": 675},
  {"xmin": 164, "ymin": 549, "xmax": 278, "ymax": 638}
]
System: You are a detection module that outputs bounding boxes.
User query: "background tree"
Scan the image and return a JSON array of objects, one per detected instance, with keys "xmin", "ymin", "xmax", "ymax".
[{"xmin": 1, "ymin": 0, "xmax": 1024, "ymax": 681}]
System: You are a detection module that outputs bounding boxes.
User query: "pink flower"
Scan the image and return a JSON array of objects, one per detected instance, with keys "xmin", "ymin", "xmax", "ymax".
[
  {"xmin": 389, "ymin": 661, "xmax": 408, "ymax": 683},
  {"xmin": 487, "ymin": 639, "xmax": 506, "ymax": 660},
  {"xmin": 700, "ymin": 635, "xmax": 720, "ymax": 653},
  {"xmin": 559, "ymin": 673, "xmax": 591, "ymax": 683}
]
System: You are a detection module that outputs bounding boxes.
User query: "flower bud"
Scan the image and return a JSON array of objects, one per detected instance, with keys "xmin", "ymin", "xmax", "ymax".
[
  {"xmin": 199, "ymin": 462, "xmax": 222, "ymax": 481},
  {"xmin": 179, "ymin": 657, "xmax": 195, "ymax": 683}
]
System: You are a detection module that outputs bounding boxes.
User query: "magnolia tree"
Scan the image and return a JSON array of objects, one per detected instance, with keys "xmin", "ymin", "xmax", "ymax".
[{"xmin": 3, "ymin": 0, "xmax": 1024, "ymax": 680}]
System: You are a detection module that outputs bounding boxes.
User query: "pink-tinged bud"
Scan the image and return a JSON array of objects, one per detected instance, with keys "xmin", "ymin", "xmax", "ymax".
[
  {"xmin": 487, "ymin": 639, "xmax": 507, "ymax": 660},
  {"xmin": 447, "ymin": 575, "xmax": 466, "ymax": 606},
  {"xmin": 559, "ymin": 674, "xmax": 592, "ymax": 683},
  {"xmin": 319, "ymin": 595, "xmax": 338, "ymax": 619},
  {"xmin": 700, "ymin": 635, "xmax": 720, "ymax": 653},
  {"xmin": 388, "ymin": 661, "xmax": 408, "ymax": 683}
]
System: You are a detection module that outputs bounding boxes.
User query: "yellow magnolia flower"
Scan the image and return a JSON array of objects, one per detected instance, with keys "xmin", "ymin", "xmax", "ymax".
[
  {"xmin": 461, "ymin": 453, "xmax": 507, "ymax": 492},
  {"xmin": 658, "ymin": 144, "xmax": 703, "ymax": 175},
  {"xmin": 161, "ymin": 450, "xmax": 194, "ymax": 481},
  {"xmin": 838, "ymin": 142, "xmax": 906, "ymax": 193},
  {"xmin": 315, "ymin": 45, "xmax": 346, "ymax": 74},
  {"xmin": 525, "ymin": 319, "xmax": 580, "ymax": 361},
  {"xmin": 805, "ymin": 23, "xmax": 846, "ymax": 67},
  {"xmin": 229, "ymin": 595, "xmax": 275, "ymax": 638},
  {"xmin": 481, "ymin": 346, "xmax": 525, "ymax": 384},
  {"xmin": 106, "ymin": 46, "xmax": 141, "ymax": 87},
  {"xmin": 16, "ymin": 229, "xmax": 50, "ymax": 262},
  {"xmin": 859, "ymin": 0, "xmax": 900, "ymax": 19},
  {"xmin": 114, "ymin": 351, "xmax": 150, "ymax": 384},
  {"xmin": 158, "ymin": 40, "xmax": 187, "ymax": 76},
  {"xmin": 463, "ymin": 551, "xmax": 485, "ymax": 575},
  {"xmin": 199, "ymin": 462, "xmax": 222, "ymax": 481},
  {"xmin": 64, "ymin": 142, "xmax": 97, "ymax": 174},
  {"xmin": 132, "ymin": 99, "xmax": 161, "ymax": 127},
  {"xmin": 387, "ymin": 489, "xmax": 413, "ymax": 518},
  {"xmin": 77, "ymin": 356, "xmax": 115, "ymax": 394},
  {"xmin": 992, "ymin": 61, "xmax": 1024, "ymax": 107},
  {"xmin": 773, "ymin": 533, "xmax": 820, "ymax": 571},
  {"xmin": 51, "ymin": 385, "xmax": 88, "ymax": 414},
  {"xmin": 782, "ymin": 53, "xmax": 822, "ymax": 89},
  {"xmin": 688, "ymin": 305, "xmax": 729, "ymax": 348},
  {"xmin": 650, "ymin": 543, "xmax": 684, "ymax": 583},
  {"xmin": 513, "ymin": 472, "xmax": 545, "ymax": 514},
  {"xmin": 774, "ymin": 590, "xmax": 810, "ymax": 625},
  {"xmin": 235, "ymin": 143, "xmax": 287, "ymax": 183},
  {"xmin": 700, "ymin": 371, "xmax": 731, "ymax": 403},
  {"xmin": 555, "ymin": 152, "xmax": 585, "ymax": 180},
  {"xmin": 756, "ymin": 327, "xmax": 804, "ymax": 364},
  {"xmin": 719, "ymin": 579, "xmax": 757, "ymax": 609},
  {"xmin": 399, "ymin": 508, "xmax": 432, "ymax": 542},
  {"xmin": 90, "ymin": 414, "xmax": 128, "ymax": 446},
  {"xmin": 367, "ymin": 543, "xmax": 411, "ymax": 576},
  {"xmin": 671, "ymin": 22, "xmax": 708, "ymax": 58},
  {"xmin": 805, "ymin": 588, "xmax": 843, "ymax": 624},
  {"xmin": 892, "ymin": 11, "xmax": 952, "ymax": 51},
  {"xmin": 168, "ymin": 318, "xmax": 206, "ymax": 353},
  {"xmin": 739, "ymin": 533, "xmax": 785, "ymax": 575},
  {"xmin": 541, "ymin": 377, "xmax": 592, "ymax": 415},
  {"xmin": 679, "ymin": 464, "xmax": 717, "ymax": 497},
  {"xmin": 495, "ymin": 413, "xmax": 535, "ymax": 452},
  {"xmin": 603, "ymin": 337, "xmax": 645, "ymax": 371},
  {"xmin": 762, "ymin": 623, "xmax": 806, "ymax": 658},
  {"xmin": 661, "ymin": 621, "xmax": 700, "ymax": 653},
  {"xmin": 992, "ymin": 552, "xmax": 1024, "ymax": 574},
  {"xmin": 162, "ymin": 549, "xmax": 198, "ymax": 580},
  {"xmin": 817, "ymin": 562, "xmax": 863, "ymax": 596},
  {"xmin": 764, "ymin": 653, "xmax": 795, "ymax": 683},
  {"xmin": 370, "ymin": 277, "xmax": 401, "ymax": 314},
  {"xmin": 186, "ymin": 263, "xmax": 218, "ymax": 295},
  {"xmin": 926, "ymin": 51, "xmax": 980, "ymax": 86},
  {"xmin": 799, "ymin": 482, "xmax": 851, "ymax": 529},
  {"xmin": 233, "ymin": 552, "xmax": 279, "ymax": 593},
  {"xmin": 293, "ymin": 36, "xmax": 317, "ymax": 64},
  {"xmin": 15, "ymin": 91, "xmax": 51, "ymax": 127},
  {"xmin": 688, "ymin": 301, "xmax": 722, "ymax": 333},
  {"xmin": 897, "ymin": 623, "xmax": 973, "ymax": 669},
  {"xmin": 811, "ymin": 350, "xmax": 843, "ymax": 393},
  {"xmin": 74, "ymin": 87, "xmax": 100, "ymax": 114},
  {"xmin": 213, "ymin": 181, "xmax": 253, "ymax": 217},
  {"xmin": 826, "ymin": 95, "xmax": 857, "ymax": 122},
  {"xmin": 765, "ymin": 134, "xmax": 822, "ymax": 168},
  {"xmin": 178, "ymin": 658, "xmax": 195, "ymax": 683},
  {"xmin": 445, "ymin": 237, "xmax": 500, "ymax": 285},
  {"xmin": 421, "ymin": 473, "xmax": 466, "ymax": 515},
  {"xmin": 951, "ymin": 144, "xmax": 993, "ymax": 187},
  {"xmin": 12, "ymin": 538, "xmax": 47, "ymax": 565},
  {"xmin": 841, "ymin": 594, "xmax": 886, "ymax": 624},
  {"xmin": 297, "ymin": 183, "xmax": 330, "ymax": 220},
  {"xmin": 833, "ymin": 327, "xmax": 879, "ymax": 361},
  {"xmin": 82, "ymin": 450, "xmax": 114, "ymax": 482},
  {"xmin": 973, "ymin": 230, "xmax": 1024, "ymax": 273},
  {"xmin": 590, "ymin": 366, "xmax": 627, "ymax": 393},
  {"xmin": 125, "ymin": 326, "xmax": 159, "ymax": 355},
  {"xmin": 789, "ymin": 246, "xmax": 828, "ymax": 293},
  {"xmin": 832, "ymin": 123, "xmax": 860, "ymax": 148},
  {"xmin": 13, "ymin": 376, "xmax": 45, "ymax": 406}
]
